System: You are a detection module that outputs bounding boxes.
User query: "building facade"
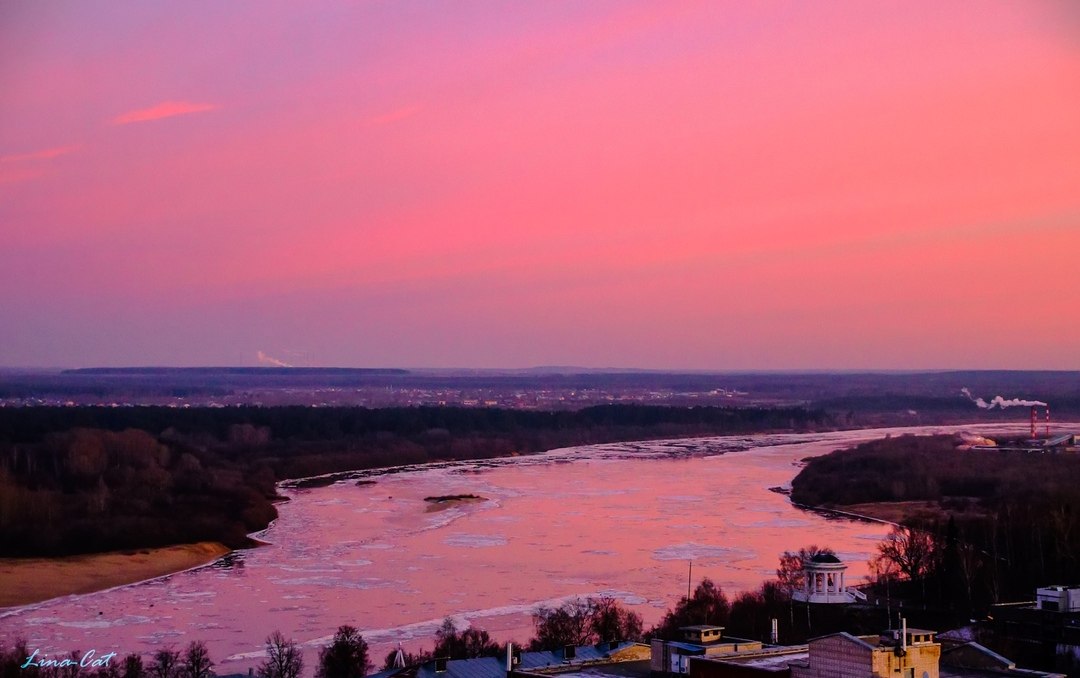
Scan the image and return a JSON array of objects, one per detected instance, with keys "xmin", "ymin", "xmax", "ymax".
[{"xmin": 788, "ymin": 629, "xmax": 939, "ymax": 678}]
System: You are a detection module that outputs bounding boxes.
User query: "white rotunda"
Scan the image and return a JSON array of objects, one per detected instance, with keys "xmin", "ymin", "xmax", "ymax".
[{"xmin": 792, "ymin": 552, "xmax": 858, "ymax": 604}]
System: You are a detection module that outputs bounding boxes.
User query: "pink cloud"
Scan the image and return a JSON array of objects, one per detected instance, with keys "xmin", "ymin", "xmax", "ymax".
[
  {"xmin": 0, "ymin": 144, "xmax": 82, "ymax": 163},
  {"xmin": 113, "ymin": 101, "xmax": 217, "ymax": 125},
  {"xmin": 0, "ymin": 144, "xmax": 82, "ymax": 183}
]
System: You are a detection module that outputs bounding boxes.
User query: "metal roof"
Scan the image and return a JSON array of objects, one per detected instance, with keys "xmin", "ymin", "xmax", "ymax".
[
  {"xmin": 806, "ymin": 632, "xmax": 877, "ymax": 650},
  {"xmin": 415, "ymin": 642, "xmax": 640, "ymax": 678},
  {"xmin": 417, "ymin": 657, "xmax": 503, "ymax": 678},
  {"xmin": 519, "ymin": 641, "xmax": 638, "ymax": 669}
]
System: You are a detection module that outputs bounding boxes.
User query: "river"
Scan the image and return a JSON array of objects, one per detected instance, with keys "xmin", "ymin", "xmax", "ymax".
[{"xmin": 0, "ymin": 424, "xmax": 1029, "ymax": 673}]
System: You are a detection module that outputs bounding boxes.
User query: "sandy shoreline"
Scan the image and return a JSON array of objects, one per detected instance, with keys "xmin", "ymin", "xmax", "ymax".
[{"xmin": 0, "ymin": 542, "xmax": 231, "ymax": 609}]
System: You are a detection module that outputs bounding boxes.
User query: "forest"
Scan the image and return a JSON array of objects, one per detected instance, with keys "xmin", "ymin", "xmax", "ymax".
[
  {"xmin": 791, "ymin": 434, "xmax": 1080, "ymax": 606},
  {"xmin": 0, "ymin": 404, "xmax": 827, "ymax": 557}
]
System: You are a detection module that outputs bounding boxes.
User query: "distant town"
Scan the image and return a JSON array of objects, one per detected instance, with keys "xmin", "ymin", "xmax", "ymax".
[{"xmin": 2, "ymin": 369, "xmax": 1078, "ymax": 424}]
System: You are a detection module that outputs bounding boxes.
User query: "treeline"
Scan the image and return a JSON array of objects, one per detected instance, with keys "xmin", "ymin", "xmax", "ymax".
[
  {"xmin": 792, "ymin": 434, "xmax": 1080, "ymax": 606},
  {"xmin": 0, "ymin": 405, "xmax": 829, "ymax": 557},
  {"xmin": 0, "ymin": 428, "xmax": 277, "ymax": 556},
  {"xmin": 0, "ymin": 405, "xmax": 829, "ymax": 445},
  {"xmin": 790, "ymin": 434, "xmax": 1080, "ymax": 507}
]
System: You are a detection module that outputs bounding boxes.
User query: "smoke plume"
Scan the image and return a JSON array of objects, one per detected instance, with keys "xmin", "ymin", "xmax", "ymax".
[
  {"xmin": 960, "ymin": 387, "xmax": 1046, "ymax": 409},
  {"xmin": 257, "ymin": 350, "xmax": 292, "ymax": 368}
]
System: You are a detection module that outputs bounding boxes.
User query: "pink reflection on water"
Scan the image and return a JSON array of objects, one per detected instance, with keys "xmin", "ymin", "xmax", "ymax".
[{"xmin": 3, "ymin": 427, "xmax": 1018, "ymax": 673}]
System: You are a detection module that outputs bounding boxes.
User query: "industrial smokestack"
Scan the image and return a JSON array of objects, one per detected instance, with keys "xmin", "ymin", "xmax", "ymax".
[
  {"xmin": 1047, "ymin": 405, "xmax": 1051, "ymax": 438},
  {"xmin": 770, "ymin": 618, "xmax": 778, "ymax": 645},
  {"xmin": 1031, "ymin": 407, "xmax": 1037, "ymax": 439},
  {"xmin": 506, "ymin": 643, "xmax": 513, "ymax": 674},
  {"xmin": 901, "ymin": 618, "xmax": 907, "ymax": 652}
]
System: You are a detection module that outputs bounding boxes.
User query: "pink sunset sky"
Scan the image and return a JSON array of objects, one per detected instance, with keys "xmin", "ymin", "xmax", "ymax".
[{"xmin": 1, "ymin": 2, "xmax": 1078, "ymax": 369}]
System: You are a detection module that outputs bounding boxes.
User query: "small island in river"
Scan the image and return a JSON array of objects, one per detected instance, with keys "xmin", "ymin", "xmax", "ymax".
[{"xmin": 423, "ymin": 494, "xmax": 486, "ymax": 511}]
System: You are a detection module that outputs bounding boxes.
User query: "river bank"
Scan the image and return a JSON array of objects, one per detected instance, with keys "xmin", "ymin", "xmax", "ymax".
[
  {"xmin": 6, "ymin": 426, "xmax": 1018, "ymax": 669},
  {"xmin": 1, "ymin": 424, "xmax": 1034, "ymax": 611},
  {"xmin": 0, "ymin": 542, "xmax": 230, "ymax": 608}
]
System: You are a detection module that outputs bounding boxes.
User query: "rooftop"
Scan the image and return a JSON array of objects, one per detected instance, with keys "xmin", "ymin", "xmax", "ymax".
[
  {"xmin": 413, "ymin": 642, "xmax": 648, "ymax": 678},
  {"xmin": 808, "ymin": 553, "xmax": 841, "ymax": 564}
]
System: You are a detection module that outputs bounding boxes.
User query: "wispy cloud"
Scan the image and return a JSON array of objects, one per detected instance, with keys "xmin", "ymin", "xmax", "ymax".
[
  {"xmin": 366, "ymin": 105, "xmax": 421, "ymax": 127},
  {"xmin": 0, "ymin": 144, "xmax": 83, "ymax": 184},
  {"xmin": 0, "ymin": 144, "xmax": 83, "ymax": 164},
  {"xmin": 113, "ymin": 101, "xmax": 217, "ymax": 125}
]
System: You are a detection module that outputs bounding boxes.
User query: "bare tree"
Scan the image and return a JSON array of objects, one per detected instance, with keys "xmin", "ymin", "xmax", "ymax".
[
  {"xmin": 259, "ymin": 632, "xmax": 303, "ymax": 678},
  {"xmin": 591, "ymin": 596, "xmax": 643, "ymax": 643},
  {"xmin": 875, "ymin": 526, "xmax": 935, "ymax": 581},
  {"xmin": 317, "ymin": 625, "xmax": 370, "ymax": 678},
  {"xmin": 873, "ymin": 526, "xmax": 937, "ymax": 602},
  {"xmin": 432, "ymin": 618, "xmax": 501, "ymax": 660},
  {"xmin": 651, "ymin": 578, "xmax": 731, "ymax": 640},
  {"xmin": 530, "ymin": 599, "xmax": 595, "ymax": 650},
  {"xmin": 869, "ymin": 550, "xmax": 899, "ymax": 619},
  {"xmin": 149, "ymin": 649, "xmax": 180, "ymax": 678},
  {"xmin": 122, "ymin": 653, "xmax": 146, "ymax": 678},
  {"xmin": 181, "ymin": 642, "xmax": 212, "ymax": 678}
]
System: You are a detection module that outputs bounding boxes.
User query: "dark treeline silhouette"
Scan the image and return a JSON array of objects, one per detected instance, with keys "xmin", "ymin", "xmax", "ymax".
[
  {"xmin": 0, "ymin": 405, "xmax": 827, "ymax": 557},
  {"xmin": 0, "ymin": 427, "xmax": 278, "ymax": 556},
  {"xmin": 0, "ymin": 599, "xmax": 642, "ymax": 678},
  {"xmin": 646, "ymin": 572, "xmax": 893, "ymax": 646},
  {"xmin": 792, "ymin": 434, "xmax": 1080, "ymax": 607},
  {"xmin": 529, "ymin": 597, "xmax": 643, "ymax": 650},
  {"xmin": 0, "ymin": 404, "xmax": 829, "ymax": 446}
]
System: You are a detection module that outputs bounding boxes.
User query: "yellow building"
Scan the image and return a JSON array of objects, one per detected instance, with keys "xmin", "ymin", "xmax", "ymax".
[{"xmin": 789, "ymin": 627, "xmax": 939, "ymax": 678}]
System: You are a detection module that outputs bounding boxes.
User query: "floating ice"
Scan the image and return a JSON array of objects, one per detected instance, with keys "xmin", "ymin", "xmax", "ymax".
[
  {"xmin": 652, "ymin": 543, "xmax": 756, "ymax": 563},
  {"xmin": 737, "ymin": 518, "xmax": 813, "ymax": 529},
  {"xmin": 270, "ymin": 576, "xmax": 395, "ymax": 590},
  {"xmin": 443, "ymin": 534, "xmax": 508, "ymax": 548}
]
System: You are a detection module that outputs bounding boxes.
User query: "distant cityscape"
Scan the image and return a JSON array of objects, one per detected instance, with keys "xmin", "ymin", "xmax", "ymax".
[
  {"xmin": 0, "ymin": 384, "xmax": 750, "ymax": 409},
  {"xmin": 2, "ymin": 368, "xmax": 1078, "ymax": 421}
]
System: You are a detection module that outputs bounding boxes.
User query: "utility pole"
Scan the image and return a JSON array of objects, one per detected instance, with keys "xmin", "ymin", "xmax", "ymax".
[{"xmin": 687, "ymin": 561, "xmax": 692, "ymax": 602}]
